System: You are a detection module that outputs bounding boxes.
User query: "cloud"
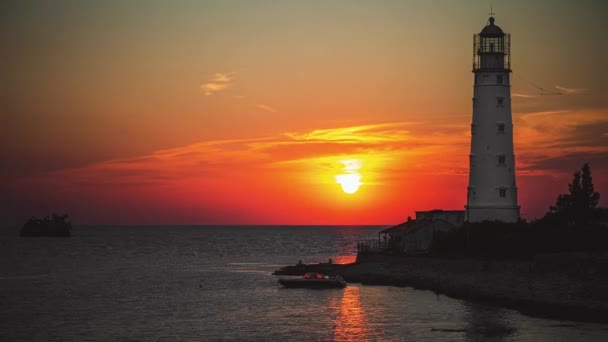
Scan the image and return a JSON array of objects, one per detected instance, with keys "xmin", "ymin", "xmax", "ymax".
[
  {"xmin": 31, "ymin": 121, "xmax": 472, "ymax": 191},
  {"xmin": 201, "ymin": 72, "xmax": 234, "ymax": 96},
  {"xmin": 512, "ymin": 93, "xmax": 536, "ymax": 99},
  {"xmin": 284, "ymin": 122, "xmax": 416, "ymax": 144},
  {"xmin": 254, "ymin": 104, "xmax": 277, "ymax": 113},
  {"xmin": 12, "ymin": 113, "xmax": 608, "ymax": 222},
  {"xmin": 518, "ymin": 110, "xmax": 570, "ymax": 118},
  {"xmin": 515, "ymin": 109, "xmax": 608, "ymax": 175},
  {"xmin": 212, "ymin": 73, "xmax": 232, "ymax": 83},
  {"xmin": 554, "ymin": 85, "xmax": 588, "ymax": 95},
  {"xmin": 26, "ymin": 109, "xmax": 608, "ymax": 188}
]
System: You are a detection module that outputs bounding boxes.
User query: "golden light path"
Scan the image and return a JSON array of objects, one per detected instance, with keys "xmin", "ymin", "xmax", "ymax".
[
  {"xmin": 335, "ymin": 159, "xmax": 363, "ymax": 194},
  {"xmin": 332, "ymin": 285, "xmax": 368, "ymax": 340}
]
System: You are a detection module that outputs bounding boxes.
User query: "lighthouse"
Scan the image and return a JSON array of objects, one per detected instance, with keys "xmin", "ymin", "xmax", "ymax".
[{"xmin": 466, "ymin": 16, "xmax": 520, "ymax": 223}]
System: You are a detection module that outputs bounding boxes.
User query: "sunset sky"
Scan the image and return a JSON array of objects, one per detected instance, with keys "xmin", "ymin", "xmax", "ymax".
[{"xmin": 2, "ymin": 0, "xmax": 607, "ymax": 225}]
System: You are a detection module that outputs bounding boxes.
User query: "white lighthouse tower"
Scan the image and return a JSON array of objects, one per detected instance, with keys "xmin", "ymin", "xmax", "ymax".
[{"xmin": 466, "ymin": 16, "xmax": 520, "ymax": 223}]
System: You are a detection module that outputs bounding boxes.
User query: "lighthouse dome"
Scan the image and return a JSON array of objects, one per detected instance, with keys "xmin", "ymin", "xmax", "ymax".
[{"xmin": 480, "ymin": 17, "xmax": 504, "ymax": 36}]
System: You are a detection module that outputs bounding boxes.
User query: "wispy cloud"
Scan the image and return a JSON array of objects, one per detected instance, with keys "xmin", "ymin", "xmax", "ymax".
[
  {"xmin": 254, "ymin": 104, "xmax": 277, "ymax": 113},
  {"xmin": 515, "ymin": 109, "xmax": 608, "ymax": 175},
  {"xmin": 554, "ymin": 85, "xmax": 588, "ymax": 95},
  {"xmin": 512, "ymin": 93, "xmax": 536, "ymax": 99},
  {"xmin": 40, "ymin": 121, "xmax": 472, "ymax": 189},
  {"xmin": 519, "ymin": 110, "xmax": 570, "ymax": 118},
  {"xmin": 201, "ymin": 72, "xmax": 234, "ymax": 96},
  {"xmin": 17, "ymin": 113, "xmax": 608, "ymax": 222},
  {"xmin": 284, "ymin": 122, "xmax": 415, "ymax": 144},
  {"xmin": 36, "ymin": 108, "xmax": 608, "ymax": 187}
]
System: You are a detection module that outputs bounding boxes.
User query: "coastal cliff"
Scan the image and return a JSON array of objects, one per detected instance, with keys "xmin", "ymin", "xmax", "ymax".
[{"xmin": 274, "ymin": 253, "xmax": 608, "ymax": 322}]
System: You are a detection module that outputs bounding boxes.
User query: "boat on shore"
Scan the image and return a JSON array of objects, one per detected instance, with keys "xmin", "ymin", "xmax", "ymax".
[{"xmin": 278, "ymin": 272, "xmax": 346, "ymax": 289}]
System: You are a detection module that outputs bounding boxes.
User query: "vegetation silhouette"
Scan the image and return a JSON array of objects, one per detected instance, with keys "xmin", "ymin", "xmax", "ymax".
[
  {"xmin": 546, "ymin": 163, "xmax": 601, "ymax": 225},
  {"xmin": 431, "ymin": 163, "xmax": 607, "ymax": 259}
]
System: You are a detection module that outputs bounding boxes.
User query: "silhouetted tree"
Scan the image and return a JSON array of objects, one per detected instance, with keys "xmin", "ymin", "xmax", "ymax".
[{"xmin": 549, "ymin": 163, "xmax": 600, "ymax": 225}]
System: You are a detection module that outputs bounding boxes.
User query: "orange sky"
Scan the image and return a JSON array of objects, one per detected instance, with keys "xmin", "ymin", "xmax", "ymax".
[{"xmin": 1, "ymin": 1, "xmax": 607, "ymax": 224}]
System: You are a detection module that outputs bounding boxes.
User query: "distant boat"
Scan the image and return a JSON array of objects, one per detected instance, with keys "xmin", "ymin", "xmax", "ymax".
[
  {"xmin": 20, "ymin": 214, "xmax": 72, "ymax": 237},
  {"xmin": 278, "ymin": 272, "xmax": 346, "ymax": 289}
]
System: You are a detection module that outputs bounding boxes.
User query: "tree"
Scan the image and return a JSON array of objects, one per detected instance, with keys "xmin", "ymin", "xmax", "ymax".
[{"xmin": 549, "ymin": 163, "xmax": 600, "ymax": 224}]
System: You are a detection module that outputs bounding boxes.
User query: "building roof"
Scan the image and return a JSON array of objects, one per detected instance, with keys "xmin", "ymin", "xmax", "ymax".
[
  {"xmin": 383, "ymin": 209, "xmax": 465, "ymax": 234},
  {"xmin": 480, "ymin": 17, "xmax": 504, "ymax": 37},
  {"xmin": 380, "ymin": 219, "xmax": 416, "ymax": 234},
  {"xmin": 402, "ymin": 218, "xmax": 456, "ymax": 236},
  {"xmin": 415, "ymin": 209, "xmax": 465, "ymax": 214}
]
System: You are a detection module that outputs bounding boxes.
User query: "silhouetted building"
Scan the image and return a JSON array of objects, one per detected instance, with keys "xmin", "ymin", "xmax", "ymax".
[
  {"xmin": 415, "ymin": 210, "xmax": 465, "ymax": 226},
  {"xmin": 372, "ymin": 210, "xmax": 463, "ymax": 254}
]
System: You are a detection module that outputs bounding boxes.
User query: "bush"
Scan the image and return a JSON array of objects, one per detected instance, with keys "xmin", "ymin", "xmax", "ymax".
[{"xmin": 430, "ymin": 220, "xmax": 608, "ymax": 259}]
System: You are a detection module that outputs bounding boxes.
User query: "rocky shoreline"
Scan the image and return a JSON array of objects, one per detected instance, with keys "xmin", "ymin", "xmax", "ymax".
[{"xmin": 273, "ymin": 252, "xmax": 608, "ymax": 323}]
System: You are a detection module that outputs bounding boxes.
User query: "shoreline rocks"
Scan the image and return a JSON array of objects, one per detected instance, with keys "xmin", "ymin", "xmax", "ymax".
[{"xmin": 273, "ymin": 253, "xmax": 608, "ymax": 323}]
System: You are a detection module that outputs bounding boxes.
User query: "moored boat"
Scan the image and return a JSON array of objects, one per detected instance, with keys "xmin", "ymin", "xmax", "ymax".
[{"xmin": 278, "ymin": 272, "xmax": 346, "ymax": 289}]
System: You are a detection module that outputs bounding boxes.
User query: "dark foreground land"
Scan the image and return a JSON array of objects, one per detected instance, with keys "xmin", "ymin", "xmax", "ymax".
[{"xmin": 274, "ymin": 252, "xmax": 608, "ymax": 323}]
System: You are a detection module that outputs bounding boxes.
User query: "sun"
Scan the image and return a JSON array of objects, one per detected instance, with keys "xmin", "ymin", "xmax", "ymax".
[
  {"xmin": 336, "ymin": 173, "xmax": 362, "ymax": 194},
  {"xmin": 334, "ymin": 159, "xmax": 364, "ymax": 194}
]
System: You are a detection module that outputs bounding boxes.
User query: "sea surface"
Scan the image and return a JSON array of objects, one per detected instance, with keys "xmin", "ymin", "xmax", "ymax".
[{"xmin": 1, "ymin": 225, "xmax": 608, "ymax": 341}]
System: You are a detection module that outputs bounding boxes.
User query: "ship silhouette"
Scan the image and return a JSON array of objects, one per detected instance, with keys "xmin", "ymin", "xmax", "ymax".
[{"xmin": 20, "ymin": 213, "xmax": 72, "ymax": 237}]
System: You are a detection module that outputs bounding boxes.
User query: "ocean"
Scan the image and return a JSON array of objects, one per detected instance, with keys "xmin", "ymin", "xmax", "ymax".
[{"xmin": 1, "ymin": 225, "xmax": 607, "ymax": 341}]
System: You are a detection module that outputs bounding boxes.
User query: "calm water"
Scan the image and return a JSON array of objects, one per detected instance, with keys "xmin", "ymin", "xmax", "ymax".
[{"xmin": 1, "ymin": 225, "xmax": 607, "ymax": 341}]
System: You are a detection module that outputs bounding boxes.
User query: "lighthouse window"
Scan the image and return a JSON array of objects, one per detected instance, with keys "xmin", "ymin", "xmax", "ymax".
[
  {"xmin": 499, "ymin": 188, "xmax": 507, "ymax": 198},
  {"xmin": 497, "ymin": 123, "xmax": 505, "ymax": 134},
  {"xmin": 497, "ymin": 97, "xmax": 504, "ymax": 107},
  {"xmin": 497, "ymin": 75, "xmax": 503, "ymax": 84},
  {"xmin": 498, "ymin": 154, "xmax": 506, "ymax": 165}
]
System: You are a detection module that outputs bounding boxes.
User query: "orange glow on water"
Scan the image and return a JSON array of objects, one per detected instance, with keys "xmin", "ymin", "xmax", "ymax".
[
  {"xmin": 332, "ymin": 286, "xmax": 368, "ymax": 341},
  {"xmin": 333, "ymin": 255, "xmax": 357, "ymax": 264}
]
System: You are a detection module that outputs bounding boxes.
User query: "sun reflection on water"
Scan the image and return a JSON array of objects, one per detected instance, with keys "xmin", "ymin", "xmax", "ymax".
[
  {"xmin": 332, "ymin": 255, "xmax": 356, "ymax": 264},
  {"xmin": 332, "ymin": 286, "xmax": 368, "ymax": 341}
]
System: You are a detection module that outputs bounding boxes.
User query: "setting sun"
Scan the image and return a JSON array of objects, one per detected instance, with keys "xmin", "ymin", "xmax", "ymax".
[
  {"xmin": 336, "ymin": 159, "xmax": 363, "ymax": 194},
  {"xmin": 336, "ymin": 173, "xmax": 362, "ymax": 194}
]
